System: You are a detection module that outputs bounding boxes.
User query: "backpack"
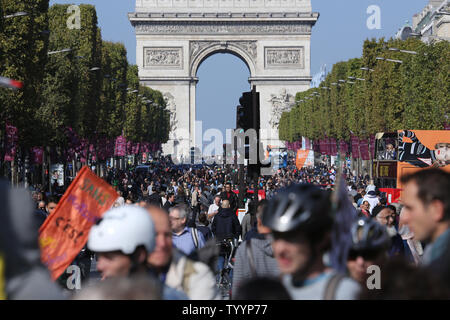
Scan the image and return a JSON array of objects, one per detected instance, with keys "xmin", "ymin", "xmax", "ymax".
[
  {"xmin": 323, "ymin": 273, "xmax": 345, "ymax": 300},
  {"xmin": 190, "ymin": 227, "xmax": 200, "ymax": 249}
]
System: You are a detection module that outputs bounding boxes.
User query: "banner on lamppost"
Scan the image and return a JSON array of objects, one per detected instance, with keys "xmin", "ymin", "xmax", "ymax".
[
  {"xmin": 339, "ymin": 140, "xmax": 349, "ymax": 154},
  {"xmin": 114, "ymin": 135, "xmax": 126, "ymax": 157},
  {"xmin": 351, "ymin": 135, "xmax": 360, "ymax": 159},
  {"xmin": 4, "ymin": 123, "xmax": 18, "ymax": 162},
  {"xmin": 369, "ymin": 135, "xmax": 376, "ymax": 159},
  {"xmin": 360, "ymin": 138, "xmax": 370, "ymax": 161},
  {"xmin": 32, "ymin": 147, "xmax": 44, "ymax": 165}
]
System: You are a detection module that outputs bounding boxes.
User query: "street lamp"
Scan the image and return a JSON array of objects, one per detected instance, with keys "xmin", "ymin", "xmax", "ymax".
[
  {"xmin": 388, "ymin": 48, "xmax": 418, "ymax": 55},
  {"xmin": 356, "ymin": 78, "xmax": 366, "ymax": 81},
  {"xmin": 3, "ymin": 12, "xmax": 28, "ymax": 19},
  {"xmin": 376, "ymin": 57, "xmax": 403, "ymax": 64},
  {"xmin": 360, "ymin": 67, "xmax": 374, "ymax": 72},
  {"xmin": 89, "ymin": 67, "xmax": 101, "ymax": 71},
  {"xmin": 48, "ymin": 48, "xmax": 72, "ymax": 55}
]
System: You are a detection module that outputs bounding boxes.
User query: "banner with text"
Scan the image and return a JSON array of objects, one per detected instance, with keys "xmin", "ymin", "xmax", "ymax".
[{"xmin": 39, "ymin": 166, "xmax": 118, "ymax": 280}]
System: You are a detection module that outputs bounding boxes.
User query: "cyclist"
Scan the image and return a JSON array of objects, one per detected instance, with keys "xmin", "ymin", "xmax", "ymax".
[
  {"xmin": 211, "ymin": 200, "xmax": 241, "ymax": 280},
  {"xmin": 262, "ymin": 184, "xmax": 361, "ymax": 299},
  {"xmin": 87, "ymin": 205, "xmax": 156, "ymax": 280},
  {"xmin": 87, "ymin": 205, "xmax": 188, "ymax": 300},
  {"xmin": 232, "ymin": 200, "xmax": 280, "ymax": 298},
  {"xmin": 346, "ymin": 217, "xmax": 391, "ymax": 284}
]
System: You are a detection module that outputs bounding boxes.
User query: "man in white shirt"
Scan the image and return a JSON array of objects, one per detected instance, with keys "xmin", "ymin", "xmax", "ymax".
[
  {"xmin": 208, "ymin": 195, "xmax": 221, "ymax": 222},
  {"xmin": 147, "ymin": 182, "xmax": 154, "ymax": 196}
]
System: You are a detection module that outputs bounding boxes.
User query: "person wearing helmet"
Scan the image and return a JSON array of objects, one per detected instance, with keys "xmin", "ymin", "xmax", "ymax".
[
  {"xmin": 346, "ymin": 218, "xmax": 391, "ymax": 284},
  {"xmin": 87, "ymin": 205, "xmax": 189, "ymax": 300},
  {"xmin": 262, "ymin": 184, "xmax": 361, "ymax": 300},
  {"xmin": 87, "ymin": 205, "xmax": 156, "ymax": 280}
]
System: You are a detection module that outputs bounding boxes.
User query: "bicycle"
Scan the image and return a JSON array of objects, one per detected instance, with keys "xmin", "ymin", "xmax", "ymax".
[{"xmin": 216, "ymin": 238, "xmax": 238, "ymax": 299}]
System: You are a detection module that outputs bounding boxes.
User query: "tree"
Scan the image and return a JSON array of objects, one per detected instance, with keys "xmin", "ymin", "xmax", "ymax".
[
  {"xmin": 0, "ymin": 0, "xmax": 50, "ymax": 148},
  {"xmin": 99, "ymin": 41, "xmax": 128, "ymax": 139},
  {"xmin": 123, "ymin": 65, "xmax": 142, "ymax": 142}
]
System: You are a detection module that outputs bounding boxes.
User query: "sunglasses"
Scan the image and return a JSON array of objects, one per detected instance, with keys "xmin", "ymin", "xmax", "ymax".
[{"xmin": 347, "ymin": 249, "xmax": 381, "ymax": 261}]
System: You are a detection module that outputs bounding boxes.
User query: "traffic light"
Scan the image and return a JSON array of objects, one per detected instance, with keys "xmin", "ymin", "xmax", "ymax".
[{"xmin": 236, "ymin": 104, "xmax": 251, "ymax": 131}]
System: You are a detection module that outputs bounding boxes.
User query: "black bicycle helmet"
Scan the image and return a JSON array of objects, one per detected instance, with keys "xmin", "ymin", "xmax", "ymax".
[
  {"xmin": 262, "ymin": 184, "xmax": 333, "ymax": 237},
  {"xmin": 350, "ymin": 217, "xmax": 391, "ymax": 252}
]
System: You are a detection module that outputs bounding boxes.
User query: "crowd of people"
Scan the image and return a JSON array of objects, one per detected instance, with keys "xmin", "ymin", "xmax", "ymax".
[{"xmin": 1, "ymin": 154, "xmax": 449, "ymax": 300}]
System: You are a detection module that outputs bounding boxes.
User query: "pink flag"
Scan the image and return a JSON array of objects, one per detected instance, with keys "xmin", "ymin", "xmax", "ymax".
[
  {"xmin": 351, "ymin": 135, "xmax": 360, "ymax": 159},
  {"xmin": 359, "ymin": 138, "xmax": 370, "ymax": 160},
  {"xmin": 32, "ymin": 147, "xmax": 44, "ymax": 165},
  {"xmin": 114, "ymin": 136, "xmax": 127, "ymax": 157}
]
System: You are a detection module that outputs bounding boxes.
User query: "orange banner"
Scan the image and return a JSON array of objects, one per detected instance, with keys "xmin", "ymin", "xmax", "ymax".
[
  {"xmin": 39, "ymin": 166, "xmax": 118, "ymax": 280},
  {"xmin": 397, "ymin": 130, "xmax": 450, "ymax": 190},
  {"xmin": 296, "ymin": 150, "xmax": 310, "ymax": 170}
]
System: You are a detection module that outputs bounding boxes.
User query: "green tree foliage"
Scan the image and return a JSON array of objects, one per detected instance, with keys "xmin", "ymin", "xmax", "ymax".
[
  {"xmin": 280, "ymin": 37, "xmax": 450, "ymax": 143},
  {"xmin": 99, "ymin": 41, "xmax": 128, "ymax": 138},
  {"xmin": 123, "ymin": 65, "xmax": 142, "ymax": 142},
  {"xmin": 38, "ymin": 4, "xmax": 80, "ymax": 146},
  {"xmin": 0, "ymin": 0, "xmax": 49, "ymax": 148},
  {"xmin": 0, "ymin": 2, "xmax": 173, "ymax": 162}
]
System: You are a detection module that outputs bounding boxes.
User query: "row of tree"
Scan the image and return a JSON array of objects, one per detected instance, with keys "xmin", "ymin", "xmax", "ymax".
[
  {"xmin": 279, "ymin": 37, "xmax": 449, "ymax": 144},
  {"xmin": 0, "ymin": 2, "xmax": 170, "ymax": 166}
]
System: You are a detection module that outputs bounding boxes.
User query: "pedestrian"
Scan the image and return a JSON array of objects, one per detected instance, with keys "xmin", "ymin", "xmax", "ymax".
[
  {"xmin": 169, "ymin": 204, "xmax": 206, "ymax": 256},
  {"xmin": 207, "ymin": 195, "xmax": 221, "ymax": 223},
  {"xmin": 45, "ymin": 195, "xmax": 60, "ymax": 217},
  {"xmin": 196, "ymin": 212, "xmax": 213, "ymax": 242},
  {"xmin": 163, "ymin": 192, "xmax": 176, "ymax": 212},
  {"xmin": 0, "ymin": 181, "xmax": 63, "ymax": 300},
  {"xmin": 262, "ymin": 184, "xmax": 361, "ymax": 299},
  {"xmin": 398, "ymin": 206, "xmax": 423, "ymax": 265},
  {"xmin": 372, "ymin": 205, "xmax": 405, "ymax": 258},
  {"xmin": 400, "ymin": 169, "xmax": 450, "ymax": 292},
  {"xmin": 232, "ymin": 200, "xmax": 280, "ymax": 298},
  {"xmin": 211, "ymin": 200, "xmax": 241, "ymax": 279},
  {"xmin": 146, "ymin": 206, "xmax": 219, "ymax": 300},
  {"xmin": 87, "ymin": 205, "xmax": 156, "ymax": 281},
  {"xmin": 363, "ymin": 190, "xmax": 379, "ymax": 215},
  {"xmin": 219, "ymin": 183, "xmax": 238, "ymax": 215},
  {"xmin": 346, "ymin": 217, "xmax": 390, "ymax": 285}
]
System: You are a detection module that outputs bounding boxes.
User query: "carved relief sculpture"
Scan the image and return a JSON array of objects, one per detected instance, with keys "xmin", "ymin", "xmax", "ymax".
[
  {"xmin": 268, "ymin": 89, "xmax": 296, "ymax": 128},
  {"xmin": 144, "ymin": 47, "xmax": 182, "ymax": 68},
  {"xmin": 163, "ymin": 92, "xmax": 178, "ymax": 137},
  {"xmin": 265, "ymin": 46, "xmax": 304, "ymax": 68}
]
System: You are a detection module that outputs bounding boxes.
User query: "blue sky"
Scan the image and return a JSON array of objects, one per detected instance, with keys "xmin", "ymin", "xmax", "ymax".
[{"xmin": 50, "ymin": 0, "xmax": 429, "ymax": 139}]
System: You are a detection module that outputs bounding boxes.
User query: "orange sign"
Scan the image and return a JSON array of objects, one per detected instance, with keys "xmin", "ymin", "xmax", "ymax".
[
  {"xmin": 397, "ymin": 130, "xmax": 450, "ymax": 190},
  {"xmin": 39, "ymin": 166, "xmax": 118, "ymax": 280},
  {"xmin": 296, "ymin": 150, "xmax": 310, "ymax": 170}
]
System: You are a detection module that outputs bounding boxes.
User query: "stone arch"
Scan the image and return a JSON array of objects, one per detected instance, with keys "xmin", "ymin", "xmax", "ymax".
[
  {"xmin": 189, "ymin": 41, "xmax": 256, "ymax": 78},
  {"xmin": 130, "ymin": 0, "xmax": 319, "ymax": 161}
]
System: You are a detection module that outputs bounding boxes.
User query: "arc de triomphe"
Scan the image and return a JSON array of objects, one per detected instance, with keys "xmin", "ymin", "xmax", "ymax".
[{"xmin": 129, "ymin": 0, "xmax": 318, "ymax": 160}]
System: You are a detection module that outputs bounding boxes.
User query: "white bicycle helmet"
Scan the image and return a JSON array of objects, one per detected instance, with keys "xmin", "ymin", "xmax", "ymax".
[{"xmin": 88, "ymin": 205, "xmax": 155, "ymax": 255}]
